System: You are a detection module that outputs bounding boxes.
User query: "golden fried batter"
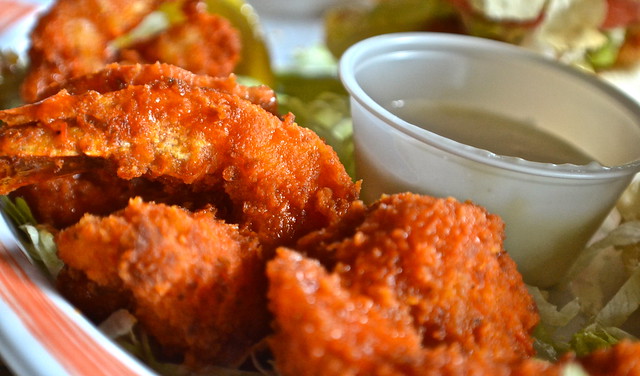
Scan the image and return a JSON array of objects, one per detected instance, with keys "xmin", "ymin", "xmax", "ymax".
[
  {"xmin": 120, "ymin": 5, "xmax": 241, "ymax": 78},
  {"xmin": 56, "ymin": 198, "xmax": 269, "ymax": 367},
  {"xmin": 36, "ymin": 62, "xmax": 277, "ymax": 113},
  {"xmin": 21, "ymin": 0, "xmax": 164, "ymax": 102},
  {"xmin": 267, "ymin": 248, "xmax": 558, "ymax": 376},
  {"xmin": 0, "ymin": 82, "xmax": 359, "ymax": 246},
  {"xmin": 268, "ymin": 247, "xmax": 426, "ymax": 375},
  {"xmin": 330, "ymin": 193, "xmax": 538, "ymax": 361},
  {"xmin": 14, "ymin": 62, "xmax": 277, "ymax": 228},
  {"xmin": 21, "ymin": 0, "xmax": 246, "ymax": 103},
  {"xmin": 268, "ymin": 193, "xmax": 539, "ymax": 375}
]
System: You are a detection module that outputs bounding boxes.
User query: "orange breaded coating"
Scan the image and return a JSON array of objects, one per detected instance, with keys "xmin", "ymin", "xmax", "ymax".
[
  {"xmin": 21, "ymin": 0, "xmax": 164, "ymax": 102},
  {"xmin": 575, "ymin": 340, "xmax": 640, "ymax": 376},
  {"xmin": 120, "ymin": 7, "xmax": 241, "ymax": 78},
  {"xmin": 11, "ymin": 170, "xmax": 144, "ymax": 229},
  {"xmin": 267, "ymin": 193, "xmax": 539, "ymax": 375},
  {"xmin": 267, "ymin": 248, "xmax": 426, "ymax": 376},
  {"xmin": 15, "ymin": 62, "xmax": 276, "ymax": 228},
  {"xmin": 56, "ymin": 198, "xmax": 270, "ymax": 367},
  {"xmin": 11, "ymin": 168, "xmax": 232, "ymax": 230},
  {"xmin": 36, "ymin": 63, "xmax": 277, "ymax": 113},
  {"xmin": 267, "ymin": 248, "xmax": 555, "ymax": 376},
  {"xmin": 0, "ymin": 82, "xmax": 359, "ymax": 246},
  {"xmin": 330, "ymin": 193, "xmax": 538, "ymax": 362}
]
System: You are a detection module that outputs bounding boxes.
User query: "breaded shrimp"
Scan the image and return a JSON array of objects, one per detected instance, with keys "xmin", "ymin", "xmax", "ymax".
[
  {"xmin": 267, "ymin": 247, "xmax": 426, "ymax": 376},
  {"xmin": 267, "ymin": 193, "xmax": 538, "ymax": 375},
  {"xmin": 119, "ymin": 4, "xmax": 241, "ymax": 78},
  {"xmin": 21, "ymin": 0, "xmax": 165, "ymax": 102},
  {"xmin": 0, "ymin": 82, "xmax": 359, "ymax": 246},
  {"xmin": 267, "ymin": 248, "xmax": 558, "ymax": 376},
  {"xmin": 14, "ymin": 62, "xmax": 276, "ymax": 228},
  {"xmin": 329, "ymin": 193, "xmax": 538, "ymax": 361},
  {"xmin": 22, "ymin": 0, "xmax": 245, "ymax": 104},
  {"xmin": 56, "ymin": 198, "xmax": 270, "ymax": 367},
  {"xmin": 37, "ymin": 62, "xmax": 277, "ymax": 113}
]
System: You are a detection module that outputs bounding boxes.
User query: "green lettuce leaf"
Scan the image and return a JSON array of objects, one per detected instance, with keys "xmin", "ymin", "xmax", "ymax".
[{"xmin": 0, "ymin": 196, "xmax": 63, "ymax": 279}]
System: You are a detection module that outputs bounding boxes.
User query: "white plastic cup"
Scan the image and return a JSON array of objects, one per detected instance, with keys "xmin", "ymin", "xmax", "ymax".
[{"xmin": 339, "ymin": 33, "xmax": 640, "ymax": 287}]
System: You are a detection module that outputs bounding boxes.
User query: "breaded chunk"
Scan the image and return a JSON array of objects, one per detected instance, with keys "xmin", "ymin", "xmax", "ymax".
[
  {"xmin": 331, "ymin": 193, "xmax": 538, "ymax": 361},
  {"xmin": 56, "ymin": 198, "xmax": 269, "ymax": 367},
  {"xmin": 267, "ymin": 247, "xmax": 425, "ymax": 376},
  {"xmin": 0, "ymin": 82, "xmax": 359, "ymax": 247},
  {"xmin": 268, "ymin": 193, "xmax": 539, "ymax": 375},
  {"xmin": 120, "ymin": 7, "xmax": 241, "ymax": 78}
]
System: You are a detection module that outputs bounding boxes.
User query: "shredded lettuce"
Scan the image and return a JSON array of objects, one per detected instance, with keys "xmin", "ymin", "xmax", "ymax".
[
  {"xmin": 99, "ymin": 309, "xmax": 269, "ymax": 376},
  {"xmin": 570, "ymin": 324, "xmax": 636, "ymax": 357},
  {"xmin": 586, "ymin": 29, "xmax": 626, "ymax": 70},
  {"xmin": 531, "ymin": 179, "xmax": 640, "ymax": 359},
  {"xmin": 532, "ymin": 0, "xmax": 608, "ymax": 62},
  {"xmin": 618, "ymin": 179, "xmax": 640, "ymax": 221},
  {"xmin": 275, "ymin": 46, "xmax": 355, "ymax": 179},
  {"xmin": 0, "ymin": 196, "xmax": 63, "ymax": 279}
]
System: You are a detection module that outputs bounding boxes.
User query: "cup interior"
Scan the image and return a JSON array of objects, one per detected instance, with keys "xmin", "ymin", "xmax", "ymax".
[{"xmin": 343, "ymin": 33, "xmax": 640, "ymax": 173}]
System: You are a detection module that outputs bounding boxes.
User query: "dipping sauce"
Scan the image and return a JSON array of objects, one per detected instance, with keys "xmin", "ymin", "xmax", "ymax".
[{"xmin": 389, "ymin": 100, "xmax": 596, "ymax": 165}]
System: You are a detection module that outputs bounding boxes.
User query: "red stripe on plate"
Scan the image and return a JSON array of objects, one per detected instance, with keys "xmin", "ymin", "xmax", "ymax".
[
  {"xmin": 0, "ymin": 1, "xmax": 38, "ymax": 34},
  {"xmin": 0, "ymin": 244, "xmax": 146, "ymax": 376}
]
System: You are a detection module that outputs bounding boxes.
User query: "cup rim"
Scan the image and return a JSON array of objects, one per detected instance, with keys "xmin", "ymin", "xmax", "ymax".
[{"xmin": 339, "ymin": 32, "xmax": 640, "ymax": 180}]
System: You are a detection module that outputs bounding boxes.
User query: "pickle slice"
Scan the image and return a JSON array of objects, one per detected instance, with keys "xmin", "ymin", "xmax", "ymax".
[
  {"xmin": 205, "ymin": 0, "xmax": 275, "ymax": 86},
  {"xmin": 324, "ymin": 0, "xmax": 458, "ymax": 58}
]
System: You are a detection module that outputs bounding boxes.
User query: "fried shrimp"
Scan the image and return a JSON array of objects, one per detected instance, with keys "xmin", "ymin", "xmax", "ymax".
[
  {"xmin": 0, "ymin": 81, "xmax": 359, "ymax": 246},
  {"xmin": 119, "ymin": 3, "xmax": 241, "ymax": 78},
  {"xmin": 329, "ymin": 194, "xmax": 538, "ymax": 361},
  {"xmin": 36, "ymin": 62, "xmax": 278, "ymax": 120},
  {"xmin": 21, "ymin": 0, "xmax": 244, "ymax": 103},
  {"xmin": 267, "ymin": 247, "xmax": 426, "ymax": 375},
  {"xmin": 56, "ymin": 198, "xmax": 269, "ymax": 367},
  {"xmin": 21, "ymin": 0, "xmax": 164, "ymax": 102},
  {"xmin": 267, "ymin": 248, "xmax": 553, "ymax": 376},
  {"xmin": 267, "ymin": 193, "xmax": 539, "ymax": 375},
  {"xmin": 12, "ymin": 62, "xmax": 277, "ymax": 228}
]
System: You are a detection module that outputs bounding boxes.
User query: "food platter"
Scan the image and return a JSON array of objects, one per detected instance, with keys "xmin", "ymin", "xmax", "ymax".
[{"xmin": 0, "ymin": 1, "xmax": 639, "ymax": 375}]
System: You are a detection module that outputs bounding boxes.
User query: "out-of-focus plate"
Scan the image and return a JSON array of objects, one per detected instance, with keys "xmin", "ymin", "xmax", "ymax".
[{"xmin": 0, "ymin": 1, "xmax": 48, "ymax": 56}]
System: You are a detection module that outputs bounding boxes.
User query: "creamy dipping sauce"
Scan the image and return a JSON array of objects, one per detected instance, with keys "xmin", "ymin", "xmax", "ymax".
[{"xmin": 388, "ymin": 100, "xmax": 596, "ymax": 165}]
